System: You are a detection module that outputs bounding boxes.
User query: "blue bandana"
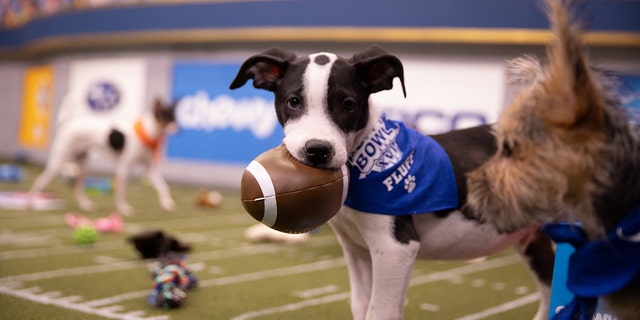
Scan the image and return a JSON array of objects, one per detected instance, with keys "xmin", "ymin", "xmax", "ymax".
[
  {"xmin": 543, "ymin": 204, "xmax": 640, "ymax": 320},
  {"xmin": 344, "ymin": 113, "xmax": 458, "ymax": 215}
]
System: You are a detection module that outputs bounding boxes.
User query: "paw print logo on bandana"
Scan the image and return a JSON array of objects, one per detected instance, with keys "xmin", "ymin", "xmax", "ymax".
[{"xmin": 404, "ymin": 175, "xmax": 416, "ymax": 193}]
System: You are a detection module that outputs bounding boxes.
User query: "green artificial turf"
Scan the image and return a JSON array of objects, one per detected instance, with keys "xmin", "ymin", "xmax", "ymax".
[{"xmin": 0, "ymin": 163, "xmax": 540, "ymax": 319}]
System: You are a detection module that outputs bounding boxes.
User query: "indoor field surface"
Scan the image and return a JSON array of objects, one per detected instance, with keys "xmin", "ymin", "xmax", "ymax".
[{"xmin": 1, "ymin": 164, "xmax": 541, "ymax": 320}]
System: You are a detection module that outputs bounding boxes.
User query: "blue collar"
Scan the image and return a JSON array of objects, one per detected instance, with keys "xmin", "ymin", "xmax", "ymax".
[{"xmin": 543, "ymin": 203, "xmax": 640, "ymax": 320}]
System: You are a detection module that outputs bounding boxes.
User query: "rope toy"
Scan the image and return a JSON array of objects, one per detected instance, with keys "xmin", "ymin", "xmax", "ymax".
[{"xmin": 147, "ymin": 252, "xmax": 198, "ymax": 309}]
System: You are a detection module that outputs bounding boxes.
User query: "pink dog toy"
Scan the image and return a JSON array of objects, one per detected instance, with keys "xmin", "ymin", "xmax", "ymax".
[{"xmin": 65, "ymin": 212, "xmax": 123, "ymax": 233}]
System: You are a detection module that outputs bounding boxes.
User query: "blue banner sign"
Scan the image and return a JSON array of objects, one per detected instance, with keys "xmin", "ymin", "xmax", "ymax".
[{"xmin": 167, "ymin": 62, "xmax": 283, "ymax": 164}]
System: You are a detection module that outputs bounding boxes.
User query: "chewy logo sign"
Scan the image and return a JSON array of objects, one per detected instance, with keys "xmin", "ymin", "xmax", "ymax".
[
  {"xmin": 176, "ymin": 91, "xmax": 277, "ymax": 139},
  {"xmin": 167, "ymin": 62, "xmax": 283, "ymax": 164}
]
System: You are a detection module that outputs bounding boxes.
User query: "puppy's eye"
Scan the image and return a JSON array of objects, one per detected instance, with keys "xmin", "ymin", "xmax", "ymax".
[
  {"xmin": 287, "ymin": 97, "xmax": 301, "ymax": 109},
  {"xmin": 502, "ymin": 140, "xmax": 513, "ymax": 157},
  {"xmin": 343, "ymin": 99, "xmax": 357, "ymax": 112}
]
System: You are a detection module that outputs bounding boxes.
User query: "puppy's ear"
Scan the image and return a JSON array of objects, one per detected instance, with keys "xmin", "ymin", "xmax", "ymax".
[
  {"xmin": 351, "ymin": 45, "xmax": 406, "ymax": 97},
  {"xmin": 541, "ymin": 0, "xmax": 604, "ymax": 130},
  {"xmin": 230, "ymin": 48, "xmax": 297, "ymax": 92}
]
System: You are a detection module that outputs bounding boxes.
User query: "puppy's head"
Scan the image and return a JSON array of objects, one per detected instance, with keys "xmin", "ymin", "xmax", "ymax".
[
  {"xmin": 152, "ymin": 98, "xmax": 178, "ymax": 133},
  {"xmin": 466, "ymin": 0, "xmax": 611, "ymax": 236},
  {"xmin": 230, "ymin": 46, "xmax": 405, "ymax": 169}
]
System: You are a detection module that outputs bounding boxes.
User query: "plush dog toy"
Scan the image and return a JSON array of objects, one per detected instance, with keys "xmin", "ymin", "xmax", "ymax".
[
  {"xmin": 65, "ymin": 212, "xmax": 123, "ymax": 233},
  {"xmin": 127, "ymin": 229, "xmax": 191, "ymax": 259}
]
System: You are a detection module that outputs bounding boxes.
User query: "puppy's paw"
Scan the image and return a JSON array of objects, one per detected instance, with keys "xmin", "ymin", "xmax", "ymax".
[
  {"xmin": 244, "ymin": 224, "xmax": 309, "ymax": 244},
  {"xmin": 118, "ymin": 203, "xmax": 135, "ymax": 216},
  {"xmin": 161, "ymin": 198, "xmax": 176, "ymax": 211},
  {"xmin": 26, "ymin": 193, "xmax": 37, "ymax": 209}
]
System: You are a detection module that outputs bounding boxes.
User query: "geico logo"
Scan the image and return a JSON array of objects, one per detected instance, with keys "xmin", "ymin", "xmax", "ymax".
[{"xmin": 175, "ymin": 91, "xmax": 278, "ymax": 139}]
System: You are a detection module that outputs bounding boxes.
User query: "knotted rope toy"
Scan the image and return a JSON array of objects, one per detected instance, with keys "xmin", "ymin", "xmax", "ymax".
[{"xmin": 147, "ymin": 252, "xmax": 198, "ymax": 309}]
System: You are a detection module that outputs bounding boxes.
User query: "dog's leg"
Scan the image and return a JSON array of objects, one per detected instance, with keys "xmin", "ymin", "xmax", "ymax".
[
  {"xmin": 344, "ymin": 245, "xmax": 374, "ymax": 320},
  {"xmin": 336, "ymin": 210, "xmax": 419, "ymax": 320},
  {"xmin": 114, "ymin": 157, "xmax": 134, "ymax": 215},
  {"xmin": 514, "ymin": 229, "xmax": 555, "ymax": 320},
  {"xmin": 29, "ymin": 151, "xmax": 68, "ymax": 207},
  {"xmin": 146, "ymin": 163, "xmax": 175, "ymax": 211},
  {"xmin": 330, "ymin": 217, "xmax": 373, "ymax": 320},
  {"xmin": 72, "ymin": 153, "xmax": 97, "ymax": 211},
  {"xmin": 29, "ymin": 164, "xmax": 59, "ymax": 207},
  {"xmin": 367, "ymin": 222, "xmax": 418, "ymax": 320}
]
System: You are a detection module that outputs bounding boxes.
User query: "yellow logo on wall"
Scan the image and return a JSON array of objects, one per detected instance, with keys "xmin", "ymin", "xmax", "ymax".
[{"xmin": 19, "ymin": 65, "xmax": 54, "ymax": 148}]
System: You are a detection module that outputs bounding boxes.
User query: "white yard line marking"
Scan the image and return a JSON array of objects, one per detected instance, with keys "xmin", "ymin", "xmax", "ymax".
[
  {"xmin": 0, "ymin": 234, "xmax": 343, "ymax": 319},
  {"xmin": 230, "ymin": 292, "xmax": 352, "ymax": 320},
  {"xmin": 0, "ymin": 285, "xmax": 168, "ymax": 320},
  {"xmin": 0, "ymin": 226, "xmax": 252, "ymax": 261},
  {"xmin": 2, "ymin": 226, "xmax": 529, "ymax": 320},
  {"xmin": 80, "ymin": 258, "xmax": 346, "ymax": 307},
  {"xmin": 454, "ymin": 293, "xmax": 541, "ymax": 320},
  {"xmin": 0, "ymin": 230, "xmax": 57, "ymax": 247},
  {"xmin": 420, "ymin": 303, "xmax": 441, "ymax": 312},
  {"xmin": 197, "ymin": 258, "xmax": 346, "ymax": 287},
  {"xmin": 0, "ymin": 241, "xmax": 125, "ymax": 260},
  {"xmin": 409, "ymin": 255, "xmax": 521, "ymax": 286},
  {"xmin": 292, "ymin": 284, "xmax": 340, "ymax": 299},
  {"xmin": 187, "ymin": 235, "xmax": 336, "ymax": 262},
  {"xmin": 229, "ymin": 255, "xmax": 523, "ymax": 320},
  {"xmin": 0, "ymin": 243, "xmax": 289, "ymax": 283},
  {"xmin": 0, "ymin": 260, "xmax": 143, "ymax": 283},
  {"xmin": 82, "ymin": 290, "xmax": 150, "ymax": 308}
]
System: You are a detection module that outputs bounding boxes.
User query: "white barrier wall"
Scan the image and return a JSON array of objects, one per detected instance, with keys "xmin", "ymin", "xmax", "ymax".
[
  {"xmin": 371, "ymin": 58, "xmax": 505, "ymax": 134},
  {"xmin": 1, "ymin": 44, "xmax": 639, "ymax": 188}
]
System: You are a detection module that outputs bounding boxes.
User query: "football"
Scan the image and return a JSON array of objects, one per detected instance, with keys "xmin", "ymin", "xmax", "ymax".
[{"xmin": 240, "ymin": 144, "xmax": 349, "ymax": 234}]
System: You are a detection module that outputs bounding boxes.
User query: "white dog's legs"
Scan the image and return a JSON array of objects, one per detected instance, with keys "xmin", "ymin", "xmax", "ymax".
[
  {"xmin": 72, "ymin": 155, "xmax": 96, "ymax": 211},
  {"xmin": 114, "ymin": 158, "xmax": 134, "ymax": 215},
  {"xmin": 366, "ymin": 228, "xmax": 418, "ymax": 319},
  {"xmin": 29, "ymin": 169, "xmax": 56, "ymax": 204},
  {"xmin": 331, "ymin": 208, "xmax": 554, "ymax": 320},
  {"xmin": 331, "ymin": 210, "xmax": 419, "ymax": 320},
  {"xmin": 346, "ymin": 248, "xmax": 374, "ymax": 320},
  {"xmin": 29, "ymin": 156, "xmax": 64, "ymax": 207},
  {"xmin": 331, "ymin": 222, "xmax": 373, "ymax": 320},
  {"xmin": 146, "ymin": 164, "xmax": 175, "ymax": 211}
]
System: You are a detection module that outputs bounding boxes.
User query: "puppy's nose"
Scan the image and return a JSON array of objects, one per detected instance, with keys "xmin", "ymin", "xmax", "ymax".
[{"xmin": 304, "ymin": 139, "xmax": 334, "ymax": 166}]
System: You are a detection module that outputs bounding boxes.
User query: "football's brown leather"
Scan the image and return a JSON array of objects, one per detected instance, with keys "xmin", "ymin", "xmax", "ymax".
[{"xmin": 241, "ymin": 144, "xmax": 348, "ymax": 233}]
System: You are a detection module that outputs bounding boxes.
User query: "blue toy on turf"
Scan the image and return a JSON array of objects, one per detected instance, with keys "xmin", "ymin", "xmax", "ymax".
[{"xmin": 147, "ymin": 253, "xmax": 198, "ymax": 309}]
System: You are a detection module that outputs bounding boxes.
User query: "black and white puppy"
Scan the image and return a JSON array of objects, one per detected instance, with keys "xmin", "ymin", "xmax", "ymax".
[
  {"xmin": 29, "ymin": 98, "xmax": 177, "ymax": 215},
  {"xmin": 230, "ymin": 46, "xmax": 555, "ymax": 320}
]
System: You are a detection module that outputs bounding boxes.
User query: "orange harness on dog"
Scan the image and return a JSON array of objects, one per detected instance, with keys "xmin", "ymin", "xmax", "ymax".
[{"xmin": 134, "ymin": 119, "xmax": 163, "ymax": 161}]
